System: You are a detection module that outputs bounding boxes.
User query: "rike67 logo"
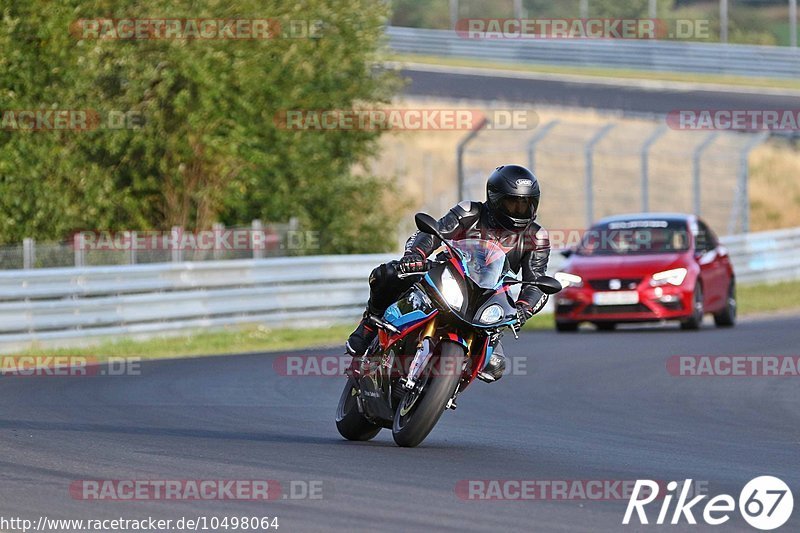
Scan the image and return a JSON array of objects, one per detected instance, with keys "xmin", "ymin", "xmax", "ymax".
[{"xmin": 624, "ymin": 476, "xmax": 793, "ymax": 530}]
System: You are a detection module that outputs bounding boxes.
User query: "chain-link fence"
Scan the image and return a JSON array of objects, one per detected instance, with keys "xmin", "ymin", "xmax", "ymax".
[{"xmin": 460, "ymin": 119, "xmax": 769, "ymax": 236}]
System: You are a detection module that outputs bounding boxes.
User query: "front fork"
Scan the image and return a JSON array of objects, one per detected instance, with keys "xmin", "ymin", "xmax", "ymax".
[
  {"xmin": 401, "ymin": 317, "xmax": 475, "ymax": 412},
  {"xmin": 401, "ymin": 317, "xmax": 438, "ymax": 390}
]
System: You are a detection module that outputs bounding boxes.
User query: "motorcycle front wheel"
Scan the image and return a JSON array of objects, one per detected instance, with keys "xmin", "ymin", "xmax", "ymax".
[{"xmin": 392, "ymin": 340, "xmax": 465, "ymax": 448}]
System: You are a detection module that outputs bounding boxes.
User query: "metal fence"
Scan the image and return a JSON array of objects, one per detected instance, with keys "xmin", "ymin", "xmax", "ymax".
[
  {"xmin": 0, "ymin": 226, "xmax": 798, "ymax": 351},
  {"xmin": 0, "ymin": 219, "xmax": 307, "ymax": 270},
  {"xmin": 458, "ymin": 119, "xmax": 769, "ymax": 236},
  {"xmin": 387, "ymin": 26, "xmax": 800, "ymax": 79}
]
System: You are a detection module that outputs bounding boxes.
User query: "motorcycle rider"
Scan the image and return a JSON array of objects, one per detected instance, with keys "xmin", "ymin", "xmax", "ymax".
[{"xmin": 346, "ymin": 164, "xmax": 551, "ymax": 382}]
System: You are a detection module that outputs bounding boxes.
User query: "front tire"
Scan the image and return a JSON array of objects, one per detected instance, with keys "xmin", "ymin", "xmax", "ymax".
[
  {"xmin": 336, "ymin": 377, "xmax": 382, "ymax": 441},
  {"xmin": 556, "ymin": 320, "xmax": 579, "ymax": 332},
  {"xmin": 594, "ymin": 322, "xmax": 617, "ymax": 331},
  {"xmin": 680, "ymin": 283, "xmax": 704, "ymax": 330},
  {"xmin": 392, "ymin": 341, "xmax": 465, "ymax": 448},
  {"xmin": 714, "ymin": 280, "xmax": 737, "ymax": 327}
]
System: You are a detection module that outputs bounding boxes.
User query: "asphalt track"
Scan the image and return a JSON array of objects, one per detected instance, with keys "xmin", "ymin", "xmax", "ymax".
[
  {"xmin": 400, "ymin": 67, "xmax": 800, "ymax": 116},
  {"xmin": 0, "ymin": 314, "xmax": 798, "ymax": 532}
]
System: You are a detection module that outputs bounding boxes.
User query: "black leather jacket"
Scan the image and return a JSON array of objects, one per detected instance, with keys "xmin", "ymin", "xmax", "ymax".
[{"xmin": 405, "ymin": 201, "xmax": 551, "ymax": 314}]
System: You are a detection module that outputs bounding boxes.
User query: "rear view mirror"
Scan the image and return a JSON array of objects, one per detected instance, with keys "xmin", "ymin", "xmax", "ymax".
[
  {"xmin": 523, "ymin": 275, "xmax": 562, "ymax": 295},
  {"xmin": 415, "ymin": 213, "xmax": 443, "ymax": 239}
]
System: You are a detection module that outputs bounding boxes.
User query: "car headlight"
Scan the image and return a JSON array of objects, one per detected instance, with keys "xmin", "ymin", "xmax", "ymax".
[
  {"xmin": 440, "ymin": 267, "xmax": 464, "ymax": 309},
  {"xmin": 480, "ymin": 304, "xmax": 504, "ymax": 324},
  {"xmin": 554, "ymin": 272, "xmax": 583, "ymax": 288},
  {"xmin": 650, "ymin": 267, "xmax": 688, "ymax": 287}
]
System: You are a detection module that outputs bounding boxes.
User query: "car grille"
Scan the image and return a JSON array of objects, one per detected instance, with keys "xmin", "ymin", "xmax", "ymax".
[
  {"xmin": 588, "ymin": 278, "xmax": 641, "ymax": 291},
  {"xmin": 659, "ymin": 300, "xmax": 684, "ymax": 311},
  {"xmin": 556, "ymin": 303, "xmax": 578, "ymax": 314},
  {"xmin": 584, "ymin": 304, "xmax": 651, "ymax": 315}
]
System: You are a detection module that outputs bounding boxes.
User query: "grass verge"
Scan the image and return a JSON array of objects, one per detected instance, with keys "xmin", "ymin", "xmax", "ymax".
[
  {"xmin": 19, "ymin": 280, "xmax": 800, "ymax": 360},
  {"xmin": 391, "ymin": 53, "xmax": 800, "ymax": 92}
]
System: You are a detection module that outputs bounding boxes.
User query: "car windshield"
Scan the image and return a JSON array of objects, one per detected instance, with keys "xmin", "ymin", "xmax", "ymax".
[
  {"xmin": 450, "ymin": 239, "xmax": 512, "ymax": 288},
  {"xmin": 577, "ymin": 220, "xmax": 690, "ymax": 256}
]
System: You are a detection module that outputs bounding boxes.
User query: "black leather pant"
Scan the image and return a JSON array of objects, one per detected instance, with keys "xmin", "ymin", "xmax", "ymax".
[{"xmin": 366, "ymin": 261, "xmax": 417, "ymax": 315}]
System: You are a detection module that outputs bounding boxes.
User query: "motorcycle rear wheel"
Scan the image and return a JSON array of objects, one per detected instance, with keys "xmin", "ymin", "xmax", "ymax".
[
  {"xmin": 336, "ymin": 377, "xmax": 382, "ymax": 441},
  {"xmin": 392, "ymin": 341, "xmax": 465, "ymax": 448}
]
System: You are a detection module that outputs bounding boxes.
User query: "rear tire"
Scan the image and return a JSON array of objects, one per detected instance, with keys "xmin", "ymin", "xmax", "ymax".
[
  {"xmin": 392, "ymin": 341, "xmax": 465, "ymax": 448},
  {"xmin": 556, "ymin": 320, "xmax": 579, "ymax": 332},
  {"xmin": 595, "ymin": 322, "xmax": 617, "ymax": 331},
  {"xmin": 714, "ymin": 280, "xmax": 737, "ymax": 327},
  {"xmin": 336, "ymin": 377, "xmax": 382, "ymax": 441},
  {"xmin": 680, "ymin": 283, "xmax": 704, "ymax": 330}
]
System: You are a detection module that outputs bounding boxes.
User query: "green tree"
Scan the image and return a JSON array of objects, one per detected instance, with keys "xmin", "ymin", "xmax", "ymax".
[{"xmin": 0, "ymin": 0, "xmax": 401, "ymax": 253}]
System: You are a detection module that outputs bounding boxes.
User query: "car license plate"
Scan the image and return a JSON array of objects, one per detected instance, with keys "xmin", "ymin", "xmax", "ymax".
[{"xmin": 593, "ymin": 291, "xmax": 639, "ymax": 306}]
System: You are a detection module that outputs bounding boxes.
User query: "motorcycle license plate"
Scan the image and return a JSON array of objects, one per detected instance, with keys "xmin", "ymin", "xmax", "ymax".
[{"xmin": 593, "ymin": 291, "xmax": 639, "ymax": 306}]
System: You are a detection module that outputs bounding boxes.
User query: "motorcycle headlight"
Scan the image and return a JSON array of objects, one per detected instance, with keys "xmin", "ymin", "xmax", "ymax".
[
  {"xmin": 480, "ymin": 304, "xmax": 504, "ymax": 324},
  {"xmin": 554, "ymin": 272, "xmax": 583, "ymax": 288},
  {"xmin": 440, "ymin": 267, "xmax": 464, "ymax": 309},
  {"xmin": 650, "ymin": 267, "xmax": 688, "ymax": 287}
]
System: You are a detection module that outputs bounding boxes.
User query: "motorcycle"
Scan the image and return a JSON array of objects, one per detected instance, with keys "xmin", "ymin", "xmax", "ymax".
[{"xmin": 336, "ymin": 213, "xmax": 562, "ymax": 447}]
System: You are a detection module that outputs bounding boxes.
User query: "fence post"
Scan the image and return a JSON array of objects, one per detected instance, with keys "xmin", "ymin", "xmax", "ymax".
[
  {"xmin": 23, "ymin": 238, "xmax": 35, "ymax": 269},
  {"xmin": 730, "ymin": 132, "xmax": 769, "ymax": 234},
  {"xmin": 584, "ymin": 123, "xmax": 616, "ymax": 226},
  {"xmin": 73, "ymin": 233, "xmax": 85, "ymax": 267},
  {"xmin": 171, "ymin": 226, "xmax": 183, "ymax": 262},
  {"xmin": 129, "ymin": 231, "xmax": 137, "ymax": 265},
  {"xmin": 251, "ymin": 220, "xmax": 264, "ymax": 259},
  {"xmin": 456, "ymin": 117, "xmax": 489, "ymax": 202},
  {"xmin": 692, "ymin": 132, "xmax": 719, "ymax": 216},
  {"xmin": 212, "ymin": 222, "xmax": 225, "ymax": 260},
  {"xmin": 720, "ymin": 0, "xmax": 729, "ymax": 44},
  {"xmin": 640, "ymin": 125, "xmax": 668, "ymax": 213},
  {"xmin": 449, "ymin": 0, "xmax": 459, "ymax": 29},
  {"xmin": 526, "ymin": 120, "xmax": 560, "ymax": 172}
]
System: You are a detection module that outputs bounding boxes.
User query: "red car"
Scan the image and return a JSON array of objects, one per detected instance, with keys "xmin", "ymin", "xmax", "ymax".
[{"xmin": 554, "ymin": 213, "xmax": 736, "ymax": 332}]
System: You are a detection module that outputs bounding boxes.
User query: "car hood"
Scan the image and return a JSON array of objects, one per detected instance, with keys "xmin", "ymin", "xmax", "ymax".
[{"xmin": 565, "ymin": 253, "xmax": 686, "ymax": 279}]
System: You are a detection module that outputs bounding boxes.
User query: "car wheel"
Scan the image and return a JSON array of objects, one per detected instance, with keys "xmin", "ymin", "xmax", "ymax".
[
  {"xmin": 555, "ymin": 320, "xmax": 579, "ymax": 332},
  {"xmin": 594, "ymin": 322, "xmax": 617, "ymax": 331},
  {"xmin": 680, "ymin": 283, "xmax": 704, "ymax": 330},
  {"xmin": 713, "ymin": 280, "xmax": 737, "ymax": 327}
]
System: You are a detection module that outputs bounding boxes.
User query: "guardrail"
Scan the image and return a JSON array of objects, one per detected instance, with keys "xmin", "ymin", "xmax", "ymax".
[
  {"xmin": 0, "ymin": 227, "xmax": 798, "ymax": 352},
  {"xmin": 387, "ymin": 26, "xmax": 800, "ymax": 80}
]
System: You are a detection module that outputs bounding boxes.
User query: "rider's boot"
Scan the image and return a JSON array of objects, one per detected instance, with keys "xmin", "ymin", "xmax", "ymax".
[
  {"xmin": 477, "ymin": 341, "xmax": 506, "ymax": 383},
  {"xmin": 345, "ymin": 302, "xmax": 382, "ymax": 357}
]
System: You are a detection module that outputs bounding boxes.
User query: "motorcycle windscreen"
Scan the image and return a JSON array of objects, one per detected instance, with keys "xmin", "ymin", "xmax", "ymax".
[{"xmin": 451, "ymin": 239, "xmax": 511, "ymax": 289}]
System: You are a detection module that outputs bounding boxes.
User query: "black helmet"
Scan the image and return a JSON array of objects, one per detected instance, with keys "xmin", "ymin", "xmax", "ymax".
[{"xmin": 486, "ymin": 165, "xmax": 540, "ymax": 230}]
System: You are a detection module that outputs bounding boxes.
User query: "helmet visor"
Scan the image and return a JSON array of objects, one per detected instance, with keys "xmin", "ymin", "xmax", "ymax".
[{"xmin": 500, "ymin": 195, "xmax": 537, "ymax": 218}]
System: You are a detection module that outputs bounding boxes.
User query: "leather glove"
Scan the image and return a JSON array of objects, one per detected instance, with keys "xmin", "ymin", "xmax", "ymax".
[
  {"xmin": 398, "ymin": 251, "xmax": 428, "ymax": 274},
  {"xmin": 515, "ymin": 301, "xmax": 534, "ymax": 327}
]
